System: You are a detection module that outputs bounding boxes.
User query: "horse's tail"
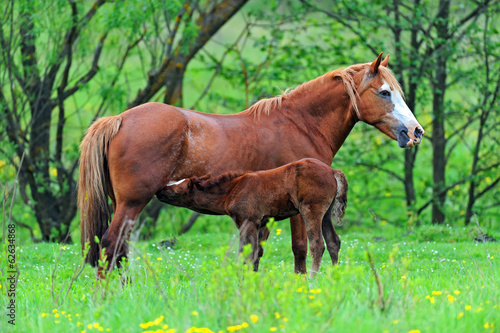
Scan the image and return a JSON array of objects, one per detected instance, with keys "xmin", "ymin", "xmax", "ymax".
[
  {"xmin": 78, "ymin": 116, "xmax": 122, "ymax": 266},
  {"xmin": 331, "ymin": 170, "xmax": 348, "ymax": 224}
]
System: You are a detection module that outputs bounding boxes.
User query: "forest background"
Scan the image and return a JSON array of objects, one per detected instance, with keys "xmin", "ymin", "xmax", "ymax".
[{"xmin": 1, "ymin": 0, "xmax": 499, "ymax": 244}]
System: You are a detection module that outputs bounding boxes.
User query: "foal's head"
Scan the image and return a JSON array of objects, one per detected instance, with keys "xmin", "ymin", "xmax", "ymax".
[{"xmin": 352, "ymin": 53, "xmax": 424, "ymax": 148}]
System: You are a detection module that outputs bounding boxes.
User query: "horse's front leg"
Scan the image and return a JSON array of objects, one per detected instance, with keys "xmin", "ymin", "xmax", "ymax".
[
  {"xmin": 257, "ymin": 224, "xmax": 270, "ymax": 259},
  {"xmin": 237, "ymin": 219, "xmax": 260, "ymax": 271},
  {"xmin": 290, "ymin": 215, "xmax": 308, "ymax": 274}
]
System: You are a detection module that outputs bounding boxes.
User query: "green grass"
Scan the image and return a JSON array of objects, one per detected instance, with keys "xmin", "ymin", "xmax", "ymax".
[{"xmin": 2, "ymin": 224, "xmax": 499, "ymax": 333}]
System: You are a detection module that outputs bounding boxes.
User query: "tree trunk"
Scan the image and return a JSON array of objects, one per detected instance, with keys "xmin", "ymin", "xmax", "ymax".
[{"xmin": 431, "ymin": 0, "xmax": 450, "ymax": 224}]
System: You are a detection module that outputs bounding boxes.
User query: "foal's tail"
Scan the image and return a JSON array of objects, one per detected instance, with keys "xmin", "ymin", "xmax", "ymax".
[
  {"xmin": 78, "ymin": 116, "xmax": 122, "ymax": 266},
  {"xmin": 331, "ymin": 170, "xmax": 348, "ymax": 224}
]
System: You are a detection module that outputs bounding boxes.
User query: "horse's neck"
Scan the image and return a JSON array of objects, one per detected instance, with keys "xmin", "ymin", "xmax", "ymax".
[
  {"xmin": 192, "ymin": 179, "xmax": 241, "ymax": 211},
  {"xmin": 272, "ymin": 79, "xmax": 357, "ymax": 158}
]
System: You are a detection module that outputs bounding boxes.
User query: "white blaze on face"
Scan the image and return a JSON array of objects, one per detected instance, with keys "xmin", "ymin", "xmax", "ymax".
[
  {"xmin": 381, "ymin": 82, "xmax": 418, "ymax": 125},
  {"xmin": 167, "ymin": 179, "xmax": 187, "ymax": 186}
]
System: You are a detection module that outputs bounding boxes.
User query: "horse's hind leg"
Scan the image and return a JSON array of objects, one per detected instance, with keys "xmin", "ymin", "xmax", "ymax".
[
  {"xmin": 100, "ymin": 202, "xmax": 149, "ymax": 272},
  {"xmin": 301, "ymin": 207, "xmax": 325, "ymax": 279},
  {"xmin": 290, "ymin": 215, "xmax": 308, "ymax": 274},
  {"xmin": 322, "ymin": 206, "xmax": 341, "ymax": 265}
]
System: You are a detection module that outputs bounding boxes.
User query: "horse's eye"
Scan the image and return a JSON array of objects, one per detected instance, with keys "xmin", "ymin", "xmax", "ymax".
[{"xmin": 380, "ymin": 90, "xmax": 391, "ymax": 97}]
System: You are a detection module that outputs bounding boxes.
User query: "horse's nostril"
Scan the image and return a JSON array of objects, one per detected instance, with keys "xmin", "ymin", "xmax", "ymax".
[{"xmin": 414, "ymin": 127, "xmax": 423, "ymax": 139}]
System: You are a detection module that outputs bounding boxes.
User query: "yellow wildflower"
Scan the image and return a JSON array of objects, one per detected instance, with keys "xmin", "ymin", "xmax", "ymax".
[
  {"xmin": 274, "ymin": 312, "xmax": 280, "ymax": 319},
  {"xmin": 192, "ymin": 311, "xmax": 198, "ymax": 316},
  {"xmin": 392, "ymin": 320, "xmax": 399, "ymax": 325},
  {"xmin": 432, "ymin": 291, "xmax": 441, "ymax": 295},
  {"xmin": 457, "ymin": 312, "xmax": 464, "ymax": 319},
  {"xmin": 401, "ymin": 275, "xmax": 407, "ymax": 279},
  {"xmin": 270, "ymin": 328, "xmax": 277, "ymax": 332},
  {"xmin": 276, "ymin": 229, "xmax": 282, "ymax": 236},
  {"xmin": 42, "ymin": 313, "xmax": 47, "ymax": 318},
  {"xmin": 157, "ymin": 257, "xmax": 162, "ymax": 261},
  {"xmin": 454, "ymin": 290, "xmax": 460, "ymax": 295},
  {"xmin": 484, "ymin": 322, "xmax": 490, "ymax": 329},
  {"xmin": 447, "ymin": 295, "xmax": 456, "ymax": 303},
  {"xmin": 250, "ymin": 315, "xmax": 259, "ymax": 323},
  {"xmin": 153, "ymin": 316, "xmax": 164, "ymax": 325},
  {"xmin": 408, "ymin": 330, "xmax": 420, "ymax": 333},
  {"xmin": 54, "ymin": 313, "xmax": 60, "ymax": 318},
  {"xmin": 242, "ymin": 322, "xmax": 249, "ymax": 328},
  {"xmin": 465, "ymin": 305, "xmax": 471, "ymax": 311}
]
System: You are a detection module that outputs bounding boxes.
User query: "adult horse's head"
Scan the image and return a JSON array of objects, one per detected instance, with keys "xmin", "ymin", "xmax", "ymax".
[{"xmin": 351, "ymin": 53, "xmax": 424, "ymax": 148}]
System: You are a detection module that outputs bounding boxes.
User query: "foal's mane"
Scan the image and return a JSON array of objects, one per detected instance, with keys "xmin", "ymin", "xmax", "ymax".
[
  {"xmin": 242, "ymin": 64, "xmax": 403, "ymax": 118},
  {"xmin": 193, "ymin": 171, "xmax": 247, "ymax": 192}
]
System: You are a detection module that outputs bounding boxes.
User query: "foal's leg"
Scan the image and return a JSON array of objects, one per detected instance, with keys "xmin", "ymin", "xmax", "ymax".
[
  {"xmin": 301, "ymin": 207, "xmax": 325, "ymax": 279},
  {"xmin": 238, "ymin": 219, "xmax": 260, "ymax": 271},
  {"xmin": 290, "ymin": 215, "xmax": 308, "ymax": 274},
  {"xmin": 321, "ymin": 207, "xmax": 341, "ymax": 265},
  {"xmin": 257, "ymin": 225, "xmax": 270, "ymax": 259}
]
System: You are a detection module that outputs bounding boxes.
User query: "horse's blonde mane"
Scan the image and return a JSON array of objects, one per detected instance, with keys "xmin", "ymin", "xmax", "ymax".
[{"xmin": 242, "ymin": 64, "xmax": 404, "ymax": 118}]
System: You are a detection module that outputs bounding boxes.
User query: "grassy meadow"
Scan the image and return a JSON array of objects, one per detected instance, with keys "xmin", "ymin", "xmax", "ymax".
[{"xmin": 2, "ymin": 219, "xmax": 499, "ymax": 333}]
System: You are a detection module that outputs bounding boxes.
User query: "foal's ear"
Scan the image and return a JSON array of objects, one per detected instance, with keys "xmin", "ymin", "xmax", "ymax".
[
  {"xmin": 192, "ymin": 174, "xmax": 211, "ymax": 191},
  {"xmin": 369, "ymin": 52, "xmax": 384, "ymax": 75},
  {"xmin": 199, "ymin": 174, "xmax": 211, "ymax": 181},
  {"xmin": 381, "ymin": 54, "xmax": 390, "ymax": 67}
]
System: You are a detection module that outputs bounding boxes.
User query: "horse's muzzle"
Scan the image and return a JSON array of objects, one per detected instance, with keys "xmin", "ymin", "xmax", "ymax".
[{"xmin": 398, "ymin": 126, "xmax": 424, "ymax": 148}]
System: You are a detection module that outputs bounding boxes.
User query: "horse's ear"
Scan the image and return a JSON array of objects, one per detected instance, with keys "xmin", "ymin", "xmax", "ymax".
[
  {"xmin": 381, "ymin": 54, "xmax": 390, "ymax": 67},
  {"xmin": 193, "ymin": 181, "xmax": 203, "ymax": 191},
  {"xmin": 192, "ymin": 174, "xmax": 210, "ymax": 190},
  {"xmin": 199, "ymin": 174, "xmax": 211, "ymax": 181},
  {"xmin": 369, "ymin": 52, "xmax": 384, "ymax": 75}
]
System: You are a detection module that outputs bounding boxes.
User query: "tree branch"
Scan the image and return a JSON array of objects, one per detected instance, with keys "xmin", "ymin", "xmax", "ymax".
[
  {"xmin": 356, "ymin": 162, "xmax": 404, "ymax": 183},
  {"xmin": 129, "ymin": 0, "xmax": 249, "ymax": 108},
  {"xmin": 59, "ymin": 33, "xmax": 108, "ymax": 100}
]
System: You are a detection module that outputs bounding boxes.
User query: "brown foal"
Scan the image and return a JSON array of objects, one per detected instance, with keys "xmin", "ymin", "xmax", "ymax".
[{"xmin": 157, "ymin": 158, "xmax": 348, "ymax": 278}]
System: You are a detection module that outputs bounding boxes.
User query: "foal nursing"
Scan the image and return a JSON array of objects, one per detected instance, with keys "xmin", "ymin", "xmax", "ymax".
[{"xmin": 158, "ymin": 158, "xmax": 347, "ymax": 277}]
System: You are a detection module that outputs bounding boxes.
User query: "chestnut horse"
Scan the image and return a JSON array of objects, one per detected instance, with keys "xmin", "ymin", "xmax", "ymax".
[
  {"xmin": 79, "ymin": 53, "xmax": 424, "ymax": 272},
  {"xmin": 158, "ymin": 158, "xmax": 348, "ymax": 278}
]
